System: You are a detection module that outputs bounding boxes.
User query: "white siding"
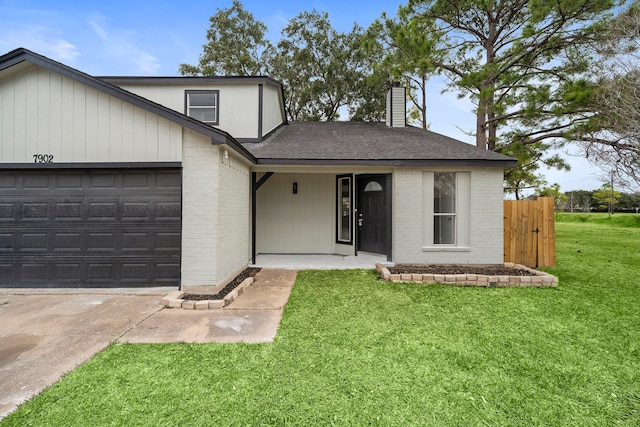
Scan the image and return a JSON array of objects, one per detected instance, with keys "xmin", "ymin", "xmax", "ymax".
[
  {"xmin": 262, "ymin": 83, "xmax": 285, "ymax": 136},
  {"xmin": 393, "ymin": 167, "xmax": 504, "ymax": 264},
  {"xmin": 0, "ymin": 66, "xmax": 182, "ymax": 163},
  {"xmin": 256, "ymin": 173, "xmax": 334, "ymax": 254},
  {"xmin": 114, "ymin": 82, "xmax": 263, "ymax": 140}
]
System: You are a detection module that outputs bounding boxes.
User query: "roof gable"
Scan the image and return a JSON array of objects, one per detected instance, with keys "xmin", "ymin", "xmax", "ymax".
[{"xmin": 0, "ymin": 48, "xmax": 256, "ymax": 163}]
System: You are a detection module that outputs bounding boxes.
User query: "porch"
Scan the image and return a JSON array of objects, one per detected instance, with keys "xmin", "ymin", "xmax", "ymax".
[{"xmin": 251, "ymin": 253, "xmax": 391, "ymax": 270}]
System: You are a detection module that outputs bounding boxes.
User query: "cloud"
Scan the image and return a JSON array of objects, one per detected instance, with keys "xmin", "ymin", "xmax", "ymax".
[
  {"xmin": 0, "ymin": 24, "xmax": 80, "ymax": 62},
  {"xmin": 87, "ymin": 17, "xmax": 161, "ymax": 74}
]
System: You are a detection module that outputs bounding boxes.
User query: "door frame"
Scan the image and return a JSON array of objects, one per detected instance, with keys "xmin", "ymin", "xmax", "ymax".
[{"xmin": 355, "ymin": 173, "xmax": 392, "ymax": 261}]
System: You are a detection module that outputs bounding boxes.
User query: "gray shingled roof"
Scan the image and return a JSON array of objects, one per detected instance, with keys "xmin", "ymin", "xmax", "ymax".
[{"xmin": 243, "ymin": 121, "xmax": 516, "ymax": 167}]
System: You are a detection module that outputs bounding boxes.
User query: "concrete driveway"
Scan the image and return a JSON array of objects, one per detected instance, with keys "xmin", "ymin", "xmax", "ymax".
[
  {"xmin": 0, "ymin": 290, "xmax": 166, "ymax": 419},
  {"xmin": 0, "ymin": 269, "xmax": 296, "ymax": 420}
]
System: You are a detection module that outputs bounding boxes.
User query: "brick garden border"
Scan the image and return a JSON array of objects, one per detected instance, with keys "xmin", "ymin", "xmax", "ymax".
[
  {"xmin": 375, "ymin": 263, "xmax": 558, "ymax": 287},
  {"xmin": 160, "ymin": 277, "xmax": 255, "ymax": 310}
]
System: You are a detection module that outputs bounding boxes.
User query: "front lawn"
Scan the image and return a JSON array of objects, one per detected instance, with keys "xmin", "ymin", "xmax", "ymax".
[{"xmin": 3, "ymin": 221, "xmax": 639, "ymax": 426}]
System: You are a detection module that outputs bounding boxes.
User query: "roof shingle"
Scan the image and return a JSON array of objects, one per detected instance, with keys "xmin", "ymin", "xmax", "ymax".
[{"xmin": 244, "ymin": 121, "xmax": 516, "ymax": 167}]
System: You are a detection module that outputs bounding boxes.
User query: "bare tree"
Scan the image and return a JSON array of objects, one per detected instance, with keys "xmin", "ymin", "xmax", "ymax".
[
  {"xmin": 578, "ymin": 4, "xmax": 640, "ymax": 191},
  {"xmin": 565, "ymin": 191, "xmax": 581, "ymax": 213}
]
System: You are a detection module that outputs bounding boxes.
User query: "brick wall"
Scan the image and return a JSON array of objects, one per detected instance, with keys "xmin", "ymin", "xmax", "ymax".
[
  {"xmin": 215, "ymin": 149, "xmax": 250, "ymax": 284},
  {"xmin": 393, "ymin": 167, "xmax": 504, "ymax": 264},
  {"xmin": 181, "ymin": 130, "xmax": 220, "ymax": 286}
]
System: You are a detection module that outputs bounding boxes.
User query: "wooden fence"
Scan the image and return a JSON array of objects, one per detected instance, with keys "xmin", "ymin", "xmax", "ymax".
[{"xmin": 504, "ymin": 197, "xmax": 556, "ymax": 268}]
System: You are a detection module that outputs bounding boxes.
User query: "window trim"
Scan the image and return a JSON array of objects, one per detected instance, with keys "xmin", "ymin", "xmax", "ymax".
[
  {"xmin": 422, "ymin": 171, "xmax": 471, "ymax": 251},
  {"xmin": 336, "ymin": 174, "xmax": 353, "ymax": 245},
  {"xmin": 433, "ymin": 172, "xmax": 457, "ymax": 245},
  {"xmin": 185, "ymin": 90, "xmax": 219, "ymax": 125}
]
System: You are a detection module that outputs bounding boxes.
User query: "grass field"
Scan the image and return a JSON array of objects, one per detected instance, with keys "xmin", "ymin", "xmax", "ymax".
[{"xmin": 2, "ymin": 218, "xmax": 639, "ymax": 426}]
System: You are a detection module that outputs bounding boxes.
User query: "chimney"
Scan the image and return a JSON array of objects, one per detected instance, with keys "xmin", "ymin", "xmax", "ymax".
[{"xmin": 386, "ymin": 82, "xmax": 406, "ymax": 128}]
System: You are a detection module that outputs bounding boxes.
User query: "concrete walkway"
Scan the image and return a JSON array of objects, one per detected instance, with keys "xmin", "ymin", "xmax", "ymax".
[
  {"xmin": 0, "ymin": 269, "xmax": 296, "ymax": 419},
  {"xmin": 120, "ymin": 269, "xmax": 296, "ymax": 344}
]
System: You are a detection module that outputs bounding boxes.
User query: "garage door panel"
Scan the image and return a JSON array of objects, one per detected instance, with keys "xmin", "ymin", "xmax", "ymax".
[
  {"xmin": 55, "ymin": 264, "xmax": 81, "ymax": 281},
  {"xmin": 156, "ymin": 202, "xmax": 181, "ymax": 220},
  {"xmin": 0, "ymin": 169, "xmax": 181, "ymax": 288},
  {"xmin": 23, "ymin": 174, "xmax": 50, "ymax": 189},
  {"xmin": 0, "ymin": 203, "xmax": 14, "ymax": 219},
  {"xmin": 22, "ymin": 203, "xmax": 49, "ymax": 220},
  {"xmin": 20, "ymin": 233, "xmax": 48, "ymax": 251},
  {"xmin": 156, "ymin": 171, "xmax": 181, "ymax": 188},
  {"xmin": 89, "ymin": 202, "xmax": 117, "ymax": 220},
  {"xmin": 123, "ymin": 172, "xmax": 149, "ymax": 186},
  {"xmin": 55, "ymin": 202, "xmax": 83, "ymax": 219},
  {"xmin": 21, "ymin": 262, "xmax": 47, "ymax": 281},
  {"xmin": 90, "ymin": 173, "xmax": 117, "ymax": 189},
  {"xmin": 52, "ymin": 233, "xmax": 82, "ymax": 251},
  {"xmin": 0, "ymin": 175, "xmax": 16, "ymax": 189},
  {"xmin": 156, "ymin": 233, "xmax": 181, "ymax": 251},
  {"xmin": 56, "ymin": 173, "xmax": 84, "ymax": 189}
]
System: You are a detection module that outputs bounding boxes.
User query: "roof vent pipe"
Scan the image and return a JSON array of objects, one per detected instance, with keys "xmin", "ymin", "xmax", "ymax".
[{"xmin": 386, "ymin": 83, "xmax": 406, "ymax": 128}]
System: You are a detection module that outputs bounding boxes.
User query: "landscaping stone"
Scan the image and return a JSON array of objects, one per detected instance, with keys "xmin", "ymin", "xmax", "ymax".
[{"xmin": 377, "ymin": 263, "xmax": 558, "ymax": 287}]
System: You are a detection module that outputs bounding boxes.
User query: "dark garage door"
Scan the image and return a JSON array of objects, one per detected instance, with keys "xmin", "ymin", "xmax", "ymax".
[{"xmin": 0, "ymin": 168, "xmax": 181, "ymax": 288}]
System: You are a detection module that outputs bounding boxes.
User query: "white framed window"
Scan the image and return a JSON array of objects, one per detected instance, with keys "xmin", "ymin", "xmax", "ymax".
[
  {"xmin": 434, "ymin": 172, "xmax": 456, "ymax": 244},
  {"xmin": 423, "ymin": 171, "xmax": 470, "ymax": 250},
  {"xmin": 185, "ymin": 90, "xmax": 219, "ymax": 125}
]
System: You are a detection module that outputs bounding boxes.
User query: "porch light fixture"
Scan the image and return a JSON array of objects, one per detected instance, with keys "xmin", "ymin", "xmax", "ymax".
[{"xmin": 293, "ymin": 182, "xmax": 298, "ymax": 194}]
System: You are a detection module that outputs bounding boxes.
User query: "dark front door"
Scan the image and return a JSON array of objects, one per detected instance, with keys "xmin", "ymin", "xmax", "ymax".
[{"xmin": 357, "ymin": 175, "xmax": 388, "ymax": 255}]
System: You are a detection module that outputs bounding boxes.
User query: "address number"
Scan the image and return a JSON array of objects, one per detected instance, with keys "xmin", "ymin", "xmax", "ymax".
[{"xmin": 33, "ymin": 154, "xmax": 54, "ymax": 164}]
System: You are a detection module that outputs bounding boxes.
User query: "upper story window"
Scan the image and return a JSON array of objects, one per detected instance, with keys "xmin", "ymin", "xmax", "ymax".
[{"xmin": 185, "ymin": 90, "xmax": 219, "ymax": 125}]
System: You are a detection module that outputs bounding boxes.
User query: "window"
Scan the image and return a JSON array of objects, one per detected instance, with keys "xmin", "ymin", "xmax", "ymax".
[
  {"xmin": 336, "ymin": 175, "xmax": 352, "ymax": 244},
  {"xmin": 422, "ymin": 171, "xmax": 470, "ymax": 249},
  {"xmin": 434, "ymin": 172, "xmax": 456, "ymax": 244},
  {"xmin": 185, "ymin": 90, "xmax": 219, "ymax": 125}
]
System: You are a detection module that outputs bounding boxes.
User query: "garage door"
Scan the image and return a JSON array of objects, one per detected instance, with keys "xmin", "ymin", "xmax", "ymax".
[{"xmin": 0, "ymin": 168, "xmax": 181, "ymax": 288}]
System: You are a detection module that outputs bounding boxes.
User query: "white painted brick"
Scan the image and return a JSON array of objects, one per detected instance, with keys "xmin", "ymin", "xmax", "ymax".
[
  {"xmin": 392, "ymin": 167, "xmax": 505, "ymax": 265},
  {"xmin": 181, "ymin": 130, "xmax": 220, "ymax": 286}
]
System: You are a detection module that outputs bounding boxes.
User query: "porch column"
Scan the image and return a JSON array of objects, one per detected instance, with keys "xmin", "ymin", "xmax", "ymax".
[{"xmin": 251, "ymin": 171, "xmax": 274, "ymax": 264}]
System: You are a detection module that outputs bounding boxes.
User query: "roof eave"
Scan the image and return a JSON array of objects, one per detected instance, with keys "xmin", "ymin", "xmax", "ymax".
[{"xmin": 254, "ymin": 158, "xmax": 518, "ymax": 167}]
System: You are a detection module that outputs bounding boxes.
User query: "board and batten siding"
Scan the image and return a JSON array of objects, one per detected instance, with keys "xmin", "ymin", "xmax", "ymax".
[
  {"xmin": 393, "ymin": 167, "xmax": 504, "ymax": 264},
  {"xmin": 0, "ymin": 66, "xmax": 181, "ymax": 163},
  {"xmin": 261, "ymin": 83, "xmax": 285, "ymax": 137},
  {"xmin": 113, "ymin": 82, "xmax": 262, "ymax": 140},
  {"xmin": 256, "ymin": 173, "xmax": 334, "ymax": 254}
]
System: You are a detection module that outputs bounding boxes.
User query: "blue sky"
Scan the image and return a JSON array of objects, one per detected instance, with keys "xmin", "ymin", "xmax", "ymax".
[{"xmin": 0, "ymin": 0, "xmax": 604, "ymax": 192}]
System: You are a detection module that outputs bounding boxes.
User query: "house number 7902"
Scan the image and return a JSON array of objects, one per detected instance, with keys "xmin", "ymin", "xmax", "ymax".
[{"xmin": 33, "ymin": 154, "xmax": 54, "ymax": 163}]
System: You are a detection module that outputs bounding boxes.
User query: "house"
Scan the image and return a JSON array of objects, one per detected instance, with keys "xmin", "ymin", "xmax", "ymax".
[{"xmin": 0, "ymin": 48, "xmax": 516, "ymax": 290}]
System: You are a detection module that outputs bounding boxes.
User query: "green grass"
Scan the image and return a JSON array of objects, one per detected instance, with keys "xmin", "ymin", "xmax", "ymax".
[
  {"xmin": 3, "ymin": 222, "xmax": 640, "ymax": 426},
  {"xmin": 556, "ymin": 211, "xmax": 640, "ymax": 228}
]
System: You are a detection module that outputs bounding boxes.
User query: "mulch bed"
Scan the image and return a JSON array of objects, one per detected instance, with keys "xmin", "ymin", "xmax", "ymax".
[
  {"xmin": 387, "ymin": 264, "xmax": 535, "ymax": 276},
  {"xmin": 182, "ymin": 268, "xmax": 261, "ymax": 301}
]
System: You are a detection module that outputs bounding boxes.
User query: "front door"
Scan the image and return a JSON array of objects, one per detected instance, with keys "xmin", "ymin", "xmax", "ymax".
[{"xmin": 357, "ymin": 175, "xmax": 388, "ymax": 255}]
